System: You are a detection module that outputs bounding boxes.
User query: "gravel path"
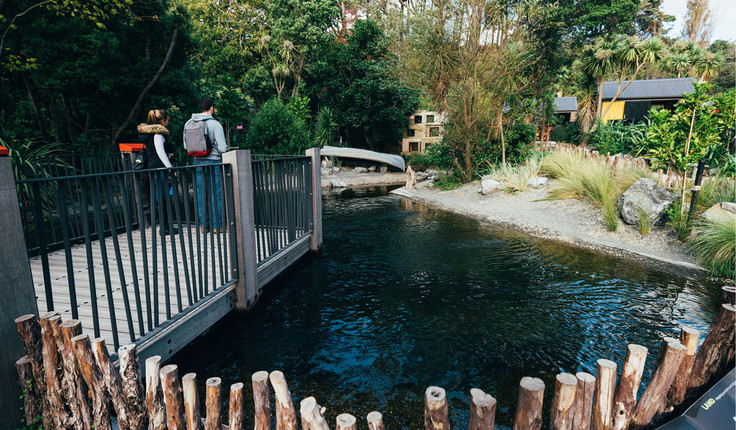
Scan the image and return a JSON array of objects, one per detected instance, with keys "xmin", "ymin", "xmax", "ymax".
[{"xmin": 320, "ymin": 170, "xmax": 702, "ymax": 274}]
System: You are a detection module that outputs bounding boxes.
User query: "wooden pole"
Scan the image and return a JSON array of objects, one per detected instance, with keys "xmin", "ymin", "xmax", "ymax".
[
  {"xmin": 229, "ymin": 382, "xmax": 245, "ymax": 430},
  {"xmin": 653, "ymin": 337, "xmax": 678, "ymax": 371},
  {"xmin": 337, "ymin": 413, "xmax": 357, "ymax": 430},
  {"xmin": 15, "ymin": 356, "xmax": 42, "ymax": 427},
  {"xmin": 630, "ymin": 341, "xmax": 687, "ymax": 429},
  {"xmin": 182, "ymin": 373, "xmax": 201, "ymax": 430},
  {"xmin": 145, "ymin": 355, "xmax": 167, "ymax": 430},
  {"xmin": 270, "ymin": 370, "xmax": 298, "ymax": 430},
  {"xmin": 71, "ymin": 334, "xmax": 112, "ymax": 430},
  {"xmin": 469, "ymin": 387, "xmax": 496, "ymax": 430},
  {"xmin": 687, "ymin": 304, "xmax": 736, "ymax": 394},
  {"xmin": 118, "ymin": 344, "xmax": 148, "ymax": 430},
  {"xmin": 91, "ymin": 337, "xmax": 130, "ymax": 429},
  {"xmin": 253, "ymin": 371, "xmax": 271, "ymax": 430},
  {"xmin": 59, "ymin": 319, "xmax": 92, "ymax": 429},
  {"xmin": 424, "ymin": 386, "xmax": 450, "ymax": 430},
  {"xmin": 205, "ymin": 377, "xmax": 222, "ymax": 430},
  {"xmin": 513, "ymin": 377, "xmax": 544, "ymax": 430},
  {"xmin": 551, "ymin": 373, "xmax": 577, "ymax": 430},
  {"xmin": 667, "ymin": 328, "xmax": 700, "ymax": 409},
  {"xmin": 39, "ymin": 312, "xmax": 72, "ymax": 429},
  {"xmin": 572, "ymin": 372, "xmax": 595, "ymax": 430},
  {"xmin": 15, "ymin": 314, "xmax": 51, "ymax": 427},
  {"xmin": 300, "ymin": 396, "xmax": 329, "ymax": 430},
  {"xmin": 591, "ymin": 359, "xmax": 616, "ymax": 430},
  {"xmin": 719, "ymin": 286, "xmax": 736, "ymax": 305},
  {"xmin": 366, "ymin": 411, "xmax": 384, "ymax": 430},
  {"xmin": 160, "ymin": 364, "xmax": 186, "ymax": 429},
  {"xmin": 611, "ymin": 345, "xmax": 648, "ymax": 430}
]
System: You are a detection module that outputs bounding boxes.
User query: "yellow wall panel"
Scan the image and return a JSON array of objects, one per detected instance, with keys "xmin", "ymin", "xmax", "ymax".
[{"xmin": 601, "ymin": 101, "xmax": 625, "ymax": 122}]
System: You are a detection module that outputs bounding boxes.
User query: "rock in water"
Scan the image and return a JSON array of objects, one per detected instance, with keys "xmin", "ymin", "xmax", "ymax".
[
  {"xmin": 618, "ymin": 178, "xmax": 677, "ymax": 226},
  {"xmin": 330, "ymin": 179, "xmax": 347, "ymax": 188}
]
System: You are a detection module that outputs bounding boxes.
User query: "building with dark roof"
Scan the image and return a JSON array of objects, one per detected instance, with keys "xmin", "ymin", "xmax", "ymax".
[
  {"xmin": 601, "ymin": 77, "xmax": 696, "ymax": 123},
  {"xmin": 554, "ymin": 97, "xmax": 578, "ymax": 123}
]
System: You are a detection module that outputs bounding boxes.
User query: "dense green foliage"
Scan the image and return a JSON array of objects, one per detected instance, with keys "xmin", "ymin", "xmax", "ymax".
[
  {"xmin": 688, "ymin": 213, "xmax": 736, "ymax": 278},
  {"xmin": 587, "ymin": 121, "xmax": 647, "ymax": 155},
  {"xmin": 244, "ymin": 98, "xmax": 310, "ymax": 154}
]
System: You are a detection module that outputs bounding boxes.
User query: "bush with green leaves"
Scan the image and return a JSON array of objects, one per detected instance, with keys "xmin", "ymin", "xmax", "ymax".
[
  {"xmin": 314, "ymin": 107, "xmax": 337, "ymax": 147},
  {"xmin": 688, "ymin": 213, "xmax": 735, "ymax": 279},
  {"xmin": 244, "ymin": 99, "xmax": 311, "ymax": 155},
  {"xmin": 550, "ymin": 125, "xmax": 569, "ymax": 142},
  {"xmin": 587, "ymin": 121, "xmax": 647, "ymax": 156}
]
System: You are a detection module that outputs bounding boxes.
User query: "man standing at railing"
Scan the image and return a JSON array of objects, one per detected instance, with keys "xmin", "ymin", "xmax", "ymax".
[{"xmin": 184, "ymin": 98, "xmax": 228, "ymax": 231}]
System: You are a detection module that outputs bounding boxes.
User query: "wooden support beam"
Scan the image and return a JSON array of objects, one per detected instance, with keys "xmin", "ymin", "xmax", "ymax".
[
  {"xmin": 551, "ymin": 373, "xmax": 577, "ymax": 430},
  {"xmin": 513, "ymin": 377, "xmax": 545, "ymax": 430},
  {"xmin": 469, "ymin": 387, "xmax": 496, "ymax": 430},
  {"xmin": 612, "ymin": 345, "xmax": 648, "ymax": 430},
  {"xmin": 253, "ymin": 371, "xmax": 271, "ymax": 430},
  {"xmin": 424, "ymin": 386, "xmax": 449, "ymax": 430},
  {"xmin": 205, "ymin": 377, "xmax": 222, "ymax": 430},
  {"xmin": 591, "ymin": 359, "xmax": 616, "ymax": 430},
  {"xmin": 572, "ymin": 372, "xmax": 595, "ymax": 430}
]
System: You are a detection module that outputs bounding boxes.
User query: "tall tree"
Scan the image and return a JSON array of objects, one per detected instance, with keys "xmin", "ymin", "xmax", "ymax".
[{"xmin": 682, "ymin": 0, "xmax": 714, "ymax": 46}]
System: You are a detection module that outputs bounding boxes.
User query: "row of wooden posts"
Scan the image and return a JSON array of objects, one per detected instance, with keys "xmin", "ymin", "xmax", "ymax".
[
  {"xmin": 14, "ymin": 286, "xmax": 735, "ymax": 430},
  {"xmin": 549, "ymin": 142, "xmax": 694, "ymax": 190}
]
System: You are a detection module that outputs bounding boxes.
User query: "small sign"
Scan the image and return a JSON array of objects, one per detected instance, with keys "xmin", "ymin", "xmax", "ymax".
[{"xmin": 119, "ymin": 143, "xmax": 144, "ymax": 152}]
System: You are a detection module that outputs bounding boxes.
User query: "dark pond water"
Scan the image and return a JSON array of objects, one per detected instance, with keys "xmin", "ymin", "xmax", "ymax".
[{"xmin": 175, "ymin": 186, "xmax": 720, "ymax": 428}]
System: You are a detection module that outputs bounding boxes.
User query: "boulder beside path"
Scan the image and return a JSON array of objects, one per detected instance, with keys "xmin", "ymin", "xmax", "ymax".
[{"xmin": 619, "ymin": 178, "xmax": 677, "ymax": 226}]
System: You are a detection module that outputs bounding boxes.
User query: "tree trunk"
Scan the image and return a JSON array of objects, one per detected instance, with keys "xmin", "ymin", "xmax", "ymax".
[
  {"xmin": 21, "ymin": 72, "xmax": 49, "ymax": 141},
  {"xmin": 424, "ymin": 386, "xmax": 449, "ymax": 430},
  {"xmin": 252, "ymin": 371, "xmax": 271, "ymax": 430},
  {"xmin": 469, "ymin": 388, "xmax": 496, "ymax": 430}
]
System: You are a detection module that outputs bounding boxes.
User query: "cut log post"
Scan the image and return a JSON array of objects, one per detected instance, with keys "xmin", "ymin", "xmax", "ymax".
[
  {"xmin": 71, "ymin": 334, "xmax": 112, "ymax": 430},
  {"xmin": 145, "ymin": 355, "xmax": 167, "ymax": 430},
  {"xmin": 687, "ymin": 304, "xmax": 736, "ymax": 394},
  {"xmin": 160, "ymin": 364, "xmax": 186, "ymax": 429},
  {"xmin": 91, "ymin": 337, "xmax": 130, "ymax": 429},
  {"xmin": 253, "ymin": 371, "xmax": 271, "ymax": 430},
  {"xmin": 269, "ymin": 370, "xmax": 298, "ymax": 430},
  {"xmin": 367, "ymin": 411, "xmax": 384, "ymax": 430},
  {"xmin": 653, "ymin": 337, "xmax": 678, "ymax": 370},
  {"xmin": 611, "ymin": 344, "xmax": 648, "ymax": 430},
  {"xmin": 16, "ymin": 356, "xmax": 42, "ymax": 427},
  {"xmin": 337, "ymin": 413, "xmax": 356, "ymax": 430},
  {"xmin": 182, "ymin": 373, "xmax": 201, "ymax": 430},
  {"xmin": 513, "ymin": 377, "xmax": 545, "ymax": 430},
  {"xmin": 591, "ymin": 359, "xmax": 617, "ymax": 430},
  {"xmin": 572, "ymin": 372, "xmax": 595, "ymax": 430},
  {"xmin": 229, "ymin": 382, "xmax": 245, "ymax": 430},
  {"xmin": 720, "ymin": 286, "xmax": 736, "ymax": 305},
  {"xmin": 551, "ymin": 373, "xmax": 577, "ymax": 430},
  {"xmin": 630, "ymin": 341, "xmax": 687, "ymax": 429},
  {"xmin": 300, "ymin": 396, "xmax": 329, "ymax": 430},
  {"xmin": 39, "ymin": 312, "xmax": 72, "ymax": 429},
  {"xmin": 59, "ymin": 320, "xmax": 92, "ymax": 429},
  {"xmin": 469, "ymin": 387, "xmax": 496, "ymax": 430},
  {"xmin": 15, "ymin": 314, "xmax": 51, "ymax": 427},
  {"xmin": 666, "ymin": 328, "xmax": 700, "ymax": 409},
  {"xmin": 118, "ymin": 344, "xmax": 148, "ymax": 430},
  {"xmin": 205, "ymin": 377, "xmax": 222, "ymax": 430},
  {"xmin": 424, "ymin": 386, "xmax": 450, "ymax": 430}
]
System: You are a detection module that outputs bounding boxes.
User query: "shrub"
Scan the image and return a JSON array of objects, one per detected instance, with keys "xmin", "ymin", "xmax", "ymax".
[
  {"xmin": 314, "ymin": 107, "xmax": 338, "ymax": 147},
  {"xmin": 550, "ymin": 125, "xmax": 569, "ymax": 142},
  {"xmin": 588, "ymin": 121, "xmax": 647, "ymax": 156},
  {"xmin": 697, "ymin": 177, "xmax": 736, "ymax": 213},
  {"xmin": 425, "ymin": 142, "xmax": 455, "ymax": 170},
  {"xmin": 480, "ymin": 151, "xmax": 545, "ymax": 191},
  {"xmin": 405, "ymin": 152, "xmax": 431, "ymax": 168},
  {"xmin": 244, "ymin": 99, "xmax": 311, "ymax": 155},
  {"xmin": 432, "ymin": 171, "xmax": 463, "ymax": 190},
  {"xmin": 688, "ymin": 213, "xmax": 735, "ymax": 278}
]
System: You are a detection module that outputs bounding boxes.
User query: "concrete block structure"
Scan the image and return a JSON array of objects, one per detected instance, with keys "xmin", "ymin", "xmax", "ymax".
[{"xmin": 402, "ymin": 110, "xmax": 446, "ymax": 154}]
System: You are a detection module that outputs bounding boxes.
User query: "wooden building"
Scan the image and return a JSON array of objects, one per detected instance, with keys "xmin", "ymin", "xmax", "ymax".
[{"xmin": 601, "ymin": 77, "xmax": 696, "ymax": 123}]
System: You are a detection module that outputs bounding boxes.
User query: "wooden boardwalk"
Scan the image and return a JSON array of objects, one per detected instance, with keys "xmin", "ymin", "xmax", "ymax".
[{"xmin": 30, "ymin": 225, "xmax": 234, "ymax": 353}]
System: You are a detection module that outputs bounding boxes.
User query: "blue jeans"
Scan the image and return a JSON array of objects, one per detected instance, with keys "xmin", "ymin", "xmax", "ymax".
[{"xmin": 194, "ymin": 158, "xmax": 223, "ymax": 229}]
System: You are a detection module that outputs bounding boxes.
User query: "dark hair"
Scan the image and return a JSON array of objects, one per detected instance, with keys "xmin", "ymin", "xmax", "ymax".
[{"xmin": 199, "ymin": 98, "xmax": 215, "ymax": 113}]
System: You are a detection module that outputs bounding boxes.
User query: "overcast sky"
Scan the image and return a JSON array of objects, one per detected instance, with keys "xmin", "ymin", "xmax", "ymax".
[{"xmin": 661, "ymin": 0, "xmax": 735, "ymax": 42}]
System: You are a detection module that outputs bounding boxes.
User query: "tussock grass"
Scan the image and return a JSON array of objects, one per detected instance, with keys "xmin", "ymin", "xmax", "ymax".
[
  {"xmin": 689, "ymin": 213, "xmax": 736, "ymax": 279},
  {"xmin": 697, "ymin": 177, "xmax": 736, "ymax": 213},
  {"xmin": 481, "ymin": 153, "xmax": 544, "ymax": 191},
  {"xmin": 540, "ymin": 151, "xmax": 651, "ymax": 231}
]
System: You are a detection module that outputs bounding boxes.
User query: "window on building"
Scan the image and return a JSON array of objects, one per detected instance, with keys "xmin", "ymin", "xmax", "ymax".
[
  {"xmin": 429, "ymin": 126, "xmax": 440, "ymax": 137},
  {"xmin": 414, "ymin": 115, "xmax": 422, "ymax": 124},
  {"xmin": 424, "ymin": 143, "xmax": 433, "ymax": 150},
  {"xmin": 410, "ymin": 141, "xmax": 419, "ymax": 152},
  {"xmin": 407, "ymin": 128, "xmax": 415, "ymax": 137},
  {"xmin": 426, "ymin": 114, "xmax": 435, "ymax": 123}
]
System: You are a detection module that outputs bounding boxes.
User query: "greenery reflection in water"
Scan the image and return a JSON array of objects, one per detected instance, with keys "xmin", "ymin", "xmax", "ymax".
[{"xmin": 175, "ymin": 186, "xmax": 719, "ymax": 429}]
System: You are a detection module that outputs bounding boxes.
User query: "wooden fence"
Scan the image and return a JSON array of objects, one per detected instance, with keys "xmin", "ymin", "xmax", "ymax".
[{"xmin": 14, "ymin": 286, "xmax": 735, "ymax": 430}]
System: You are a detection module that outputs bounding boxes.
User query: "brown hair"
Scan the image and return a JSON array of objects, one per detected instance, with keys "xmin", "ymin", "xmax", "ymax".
[{"xmin": 146, "ymin": 109, "xmax": 169, "ymax": 125}]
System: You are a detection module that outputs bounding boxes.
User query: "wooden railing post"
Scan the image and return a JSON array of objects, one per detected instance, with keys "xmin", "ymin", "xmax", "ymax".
[
  {"xmin": 306, "ymin": 147, "xmax": 323, "ymax": 252},
  {"xmin": 223, "ymin": 150, "xmax": 259, "ymax": 310},
  {"xmin": 0, "ymin": 157, "xmax": 39, "ymax": 428}
]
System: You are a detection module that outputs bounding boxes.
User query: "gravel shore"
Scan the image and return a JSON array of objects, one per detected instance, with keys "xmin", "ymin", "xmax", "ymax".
[{"xmin": 321, "ymin": 170, "xmax": 704, "ymax": 276}]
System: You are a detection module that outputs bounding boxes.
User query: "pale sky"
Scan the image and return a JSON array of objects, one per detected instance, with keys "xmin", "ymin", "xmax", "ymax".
[{"xmin": 661, "ymin": 0, "xmax": 735, "ymax": 42}]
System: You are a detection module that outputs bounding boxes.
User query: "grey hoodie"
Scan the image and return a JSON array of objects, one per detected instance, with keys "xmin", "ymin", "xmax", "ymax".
[{"xmin": 184, "ymin": 113, "xmax": 228, "ymax": 161}]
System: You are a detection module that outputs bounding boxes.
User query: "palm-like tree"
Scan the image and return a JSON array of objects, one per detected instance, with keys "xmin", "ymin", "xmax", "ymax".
[
  {"xmin": 667, "ymin": 52, "xmax": 692, "ymax": 78},
  {"xmin": 695, "ymin": 51, "xmax": 725, "ymax": 82},
  {"xmin": 580, "ymin": 38, "xmax": 619, "ymax": 117}
]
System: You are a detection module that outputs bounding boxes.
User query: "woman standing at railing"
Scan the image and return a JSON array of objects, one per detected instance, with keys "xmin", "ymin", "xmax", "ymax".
[{"xmin": 138, "ymin": 109, "xmax": 177, "ymax": 235}]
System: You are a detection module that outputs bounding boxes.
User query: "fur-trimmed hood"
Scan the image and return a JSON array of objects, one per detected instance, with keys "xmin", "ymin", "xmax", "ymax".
[{"xmin": 137, "ymin": 123, "xmax": 169, "ymax": 135}]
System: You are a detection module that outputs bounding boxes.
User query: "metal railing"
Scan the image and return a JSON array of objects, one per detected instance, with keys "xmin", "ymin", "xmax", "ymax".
[
  {"xmin": 252, "ymin": 156, "xmax": 313, "ymax": 264},
  {"xmin": 17, "ymin": 164, "xmax": 237, "ymax": 351}
]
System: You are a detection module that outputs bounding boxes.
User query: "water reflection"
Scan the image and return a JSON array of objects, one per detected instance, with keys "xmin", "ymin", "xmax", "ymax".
[{"xmin": 175, "ymin": 187, "xmax": 719, "ymax": 429}]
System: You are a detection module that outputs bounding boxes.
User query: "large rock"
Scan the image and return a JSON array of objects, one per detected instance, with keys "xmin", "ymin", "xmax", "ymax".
[
  {"xmin": 702, "ymin": 202, "xmax": 736, "ymax": 221},
  {"xmin": 330, "ymin": 179, "xmax": 347, "ymax": 188},
  {"xmin": 321, "ymin": 168, "xmax": 333, "ymax": 176},
  {"xmin": 353, "ymin": 167, "xmax": 368, "ymax": 174},
  {"xmin": 527, "ymin": 177, "xmax": 548, "ymax": 189},
  {"xmin": 618, "ymin": 178, "xmax": 677, "ymax": 226},
  {"xmin": 478, "ymin": 176, "xmax": 503, "ymax": 195}
]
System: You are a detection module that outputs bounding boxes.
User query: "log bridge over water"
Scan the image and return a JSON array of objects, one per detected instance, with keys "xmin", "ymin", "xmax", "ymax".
[
  {"xmin": 10, "ymin": 287, "xmax": 736, "ymax": 429},
  {"xmin": 0, "ymin": 149, "xmax": 323, "ymax": 426}
]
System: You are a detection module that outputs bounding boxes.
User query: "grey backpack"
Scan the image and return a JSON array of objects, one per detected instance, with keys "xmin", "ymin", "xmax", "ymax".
[{"xmin": 184, "ymin": 119, "xmax": 212, "ymax": 156}]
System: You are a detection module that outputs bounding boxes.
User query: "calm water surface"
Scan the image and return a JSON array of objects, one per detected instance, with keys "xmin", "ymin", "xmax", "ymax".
[{"xmin": 175, "ymin": 186, "xmax": 720, "ymax": 428}]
